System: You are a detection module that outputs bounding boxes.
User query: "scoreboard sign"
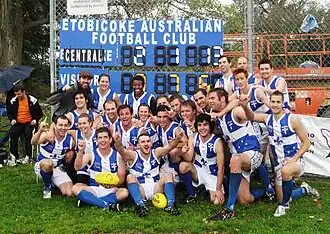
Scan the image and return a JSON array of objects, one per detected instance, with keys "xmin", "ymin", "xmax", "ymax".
[
  {"xmin": 59, "ymin": 19, "xmax": 223, "ymax": 66},
  {"xmin": 58, "ymin": 68, "xmax": 222, "ymax": 95}
]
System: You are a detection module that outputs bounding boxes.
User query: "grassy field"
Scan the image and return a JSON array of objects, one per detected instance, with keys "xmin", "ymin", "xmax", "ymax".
[{"xmin": 0, "ymin": 165, "xmax": 329, "ymax": 234}]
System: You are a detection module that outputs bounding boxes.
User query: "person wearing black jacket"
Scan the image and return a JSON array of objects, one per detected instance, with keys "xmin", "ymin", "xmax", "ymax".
[
  {"xmin": 7, "ymin": 84, "xmax": 43, "ymax": 166},
  {"xmin": 47, "ymin": 70, "xmax": 93, "ymax": 122}
]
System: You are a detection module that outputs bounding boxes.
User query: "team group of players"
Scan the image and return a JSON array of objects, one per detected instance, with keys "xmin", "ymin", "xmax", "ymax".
[{"xmin": 31, "ymin": 56, "xmax": 320, "ymax": 220}]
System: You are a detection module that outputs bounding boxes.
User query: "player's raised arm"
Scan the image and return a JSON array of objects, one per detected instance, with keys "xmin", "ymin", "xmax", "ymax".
[
  {"xmin": 239, "ymin": 94, "xmax": 267, "ymax": 123},
  {"xmin": 256, "ymin": 88, "xmax": 271, "ymax": 109},
  {"xmin": 174, "ymin": 127, "xmax": 188, "ymax": 148},
  {"xmin": 155, "ymin": 129, "xmax": 185, "ymax": 159},
  {"xmin": 181, "ymin": 135, "xmax": 195, "ymax": 162},
  {"xmin": 113, "ymin": 129, "xmax": 136, "ymax": 163},
  {"xmin": 75, "ymin": 139, "xmax": 92, "ymax": 170},
  {"xmin": 31, "ymin": 119, "xmax": 49, "ymax": 145},
  {"xmin": 290, "ymin": 115, "xmax": 311, "ymax": 162},
  {"xmin": 92, "ymin": 115, "xmax": 102, "ymax": 129}
]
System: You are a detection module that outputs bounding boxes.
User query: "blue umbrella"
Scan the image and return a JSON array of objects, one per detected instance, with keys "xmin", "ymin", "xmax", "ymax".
[{"xmin": 0, "ymin": 65, "xmax": 35, "ymax": 93}]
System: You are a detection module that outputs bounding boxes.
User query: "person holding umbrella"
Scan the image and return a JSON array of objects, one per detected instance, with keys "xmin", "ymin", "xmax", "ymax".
[{"xmin": 7, "ymin": 83, "xmax": 43, "ymax": 165}]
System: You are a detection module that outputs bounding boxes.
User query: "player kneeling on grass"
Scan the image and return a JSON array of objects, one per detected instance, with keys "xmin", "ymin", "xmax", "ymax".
[
  {"xmin": 114, "ymin": 130, "xmax": 185, "ymax": 217},
  {"xmin": 240, "ymin": 91, "xmax": 320, "ymax": 217},
  {"xmin": 31, "ymin": 115, "xmax": 74, "ymax": 199},
  {"xmin": 72, "ymin": 127, "xmax": 128, "ymax": 211},
  {"xmin": 179, "ymin": 113, "xmax": 225, "ymax": 205}
]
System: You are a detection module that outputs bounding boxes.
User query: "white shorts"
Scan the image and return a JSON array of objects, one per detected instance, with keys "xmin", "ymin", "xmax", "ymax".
[
  {"xmin": 34, "ymin": 162, "xmax": 72, "ymax": 187},
  {"xmin": 141, "ymin": 182, "xmax": 156, "ymax": 200},
  {"xmin": 159, "ymin": 162, "xmax": 180, "ymax": 183},
  {"xmin": 274, "ymin": 158, "xmax": 305, "ymax": 186},
  {"xmin": 192, "ymin": 165, "xmax": 218, "ymax": 192},
  {"xmin": 240, "ymin": 150, "xmax": 263, "ymax": 182},
  {"xmin": 90, "ymin": 186, "xmax": 117, "ymax": 198}
]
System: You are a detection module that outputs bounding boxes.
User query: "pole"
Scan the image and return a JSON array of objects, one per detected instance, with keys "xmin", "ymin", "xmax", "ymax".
[
  {"xmin": 49, "ymin": 0, "xmax": 56, "ymax": 115},
  {"xmin": 247, "ymin": 0, "xmax": 254, "ymax": 73}
]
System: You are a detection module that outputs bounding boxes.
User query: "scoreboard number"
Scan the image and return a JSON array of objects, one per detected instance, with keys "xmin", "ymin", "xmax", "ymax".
[
  {"xmin": 121, "ymin": 46, "xmax": 146, "ymax": 66},
  {"xmin": 117, "ymin": 72, "xmax": 223, "ymax": 95},
  {"xmin": 121, "ymin": 45, "xmax": 222, "ymax": 67},
  {"xmin": 134, "ymin": 46, "xmax": 146, "ymax": 66}
]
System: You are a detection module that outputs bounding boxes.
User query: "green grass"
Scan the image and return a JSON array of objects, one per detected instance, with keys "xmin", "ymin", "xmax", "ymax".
[{"xmin": 0, "ymin": 165, "xmax": 329, "ymax": 234}]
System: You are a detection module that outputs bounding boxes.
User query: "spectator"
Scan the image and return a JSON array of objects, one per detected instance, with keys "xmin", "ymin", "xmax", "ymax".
[
  {"xmin": 47, "ymin": 70, "xmax": 93, "ymax": 121},
  {"xmin": 7, "ymin": 83, "xmax": 43, "ymax": 166}
]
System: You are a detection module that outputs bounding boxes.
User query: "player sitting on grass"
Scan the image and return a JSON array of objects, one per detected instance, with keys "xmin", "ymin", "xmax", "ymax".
[
  {"xmin": 31, "ymin": 115, "xmax": 74, "ymax": 199},
  {"xmin": 114, "ymin": 130, "xmax": 185, "ymax": 217},
  {"xmin": 179, "ymin": 113, "xmax": 225, "ymax": 205},
  {"xmin": 240, "ymin": 90, "xmax": 320, "ymax": 217},
  {"xmin": 72, "ymin": 127, "xmax": 128, "ymax": 211}
]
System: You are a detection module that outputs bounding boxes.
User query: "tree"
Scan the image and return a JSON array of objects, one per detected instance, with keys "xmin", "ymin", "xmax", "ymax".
[{"xmin": 0, "ymin": 0, "xmax": 49, "ymax": 67}]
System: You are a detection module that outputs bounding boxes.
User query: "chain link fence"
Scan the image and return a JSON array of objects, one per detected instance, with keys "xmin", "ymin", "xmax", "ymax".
[{"xmin": 51, "ymin": 0, "xmax": 330, "ymax": 117}]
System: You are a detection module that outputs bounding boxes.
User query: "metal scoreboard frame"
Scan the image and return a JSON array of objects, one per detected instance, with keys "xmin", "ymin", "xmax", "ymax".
[{"xmin": 58, "ymin": 19, "xmax": 224, "ymax": 95}]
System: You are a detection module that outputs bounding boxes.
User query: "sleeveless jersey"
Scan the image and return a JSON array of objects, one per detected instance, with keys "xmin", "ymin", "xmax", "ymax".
[
  {"xmin": 266, "ymin": 113, "xmax": 300, "ymax": 166},
  {"xmin": 101, "ymin": 115, "xmax": 119, "ymax": 128},
  {"xmin": 89, "ymin": 148, "xmax": 120, "ymax": 186},
  {"xmin": 219, "ymin": 110, "xmax": 260, "ymax": 154},
  {"xmin": 214, "ymin": 74, "xmax": 238, "ymax": 92},
  {"xmin": 248, "ymin": 73, "xmax": 257, "ymax": 85},
  {"xmin": 122, "ymin": 92, "xmax": 154, "ymax": 116},
  {"xmin": 68, "ymin": 110, "xmax": 97, "ymax": 130},
  {"xmin": 37, "ymin": 133, "xmax": 73, "ymax": 167},
  {"xmin": 193, "ymin": 134, "xmax": 220, "ymax": 176},
  {"xmin": 114, "ymin": 121, "xmax": 142, "ymax": 148},
  {"xmin": 91, "ymin": 87, "xmax": 117, "ymax": 112},
  {"xmin": 157, "ymin": 122, "xmax": 180, "ymax": 147},
  {"xmin": 180, "ymin": 120, "xmax": 195, "ymax": 137},
  {"xmin": 237, "ymin": 86, "xmax": 271, "ymax": 114},
  {"xmin": 144, "ymin": 120, "xmax": 161, "ymax": 149},
  {"xmin": 261, "ymin": 76, "xmax": 291, "ymax": 109},
  {"xmin": 129, "ymin": 150, "xmax": 160, "ymax": 184}
]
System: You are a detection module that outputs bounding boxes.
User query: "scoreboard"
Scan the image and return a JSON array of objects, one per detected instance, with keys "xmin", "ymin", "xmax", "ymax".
[
  {"xmin": 58, "ymin": 68, "xmax": 223, "ymax": 95},
  {"xmin": 58, "ymin": 19, "xmax": 224, "ymax": 95},
  {"xmin": 59, "ymin": 19, "xmax": 223, "ymax": 67}
]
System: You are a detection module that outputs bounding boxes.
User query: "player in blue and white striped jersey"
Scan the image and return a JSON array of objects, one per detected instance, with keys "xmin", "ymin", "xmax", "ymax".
[
  {"xmin": 67, "ymin": 113, "xmax": 98, "ymax": 187},
  {"xmin": 91, "ymin": 74, "xmax": 120, "ymax": 113},
  {"xmin": 121, "ymin": 75, "xmax": 156, "ymax": 117},
  {"xmin": 256, "ymin": 58, "xmax": 291, "ymax": 111},
  {"xmin": 136, "ymin": 104, "xmax": 161, "ymax": 149},
  {"xmin": 114, "ymin": 130, "xmax": 185, "ymax": 217},
  {"xmin": 169, "ymin": 94, "xmax": 185, "ymax": 123},
  {"xmin": 31, "ymin": 115, "xmax": 74, "ymax": 199},
  {"xmin": 241, "ymin": 90, "xmax": 320, "ymax": 217},
  {"xmin": 65, "ymin": 91, "xmax": 98, "ymax": 130},
  {"xmin": 109, "ymin": 104, "xmax": 143, "ymax": 149},
  {"xmin": 179, "ymin": 114, "xmax": 225, "ymax": 205},
  {"xmin": 156, "ymin": 105, "xmax": 188, "ymax": 183},
  {"xmin": 93, "ymin": 99, "xmax": 119, "ymax": 129},
  {"xmin": 230, "ymin": 68, "xmax": 275, "ymax": 200},
  {"xmin": 72, "ymin": 127, "xmax": 128, "ymax": 211},
  {"xmin": 208, "ymin": 88, "xmax": 269, "ymax": 221},
  {"xmin": 236, "ymin": 56, "xmax": 260, "ymax": 85},
  {"xmin": 214, "ymin": 56, "xmax": 235, "ymax": 96},
  {"xmin": 180, "ymin": 100, "xmax": 198, "ymax": 137},
  {"xmin": 193, "ymin": 88, "xmax": 211, "ymax": 114}
]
